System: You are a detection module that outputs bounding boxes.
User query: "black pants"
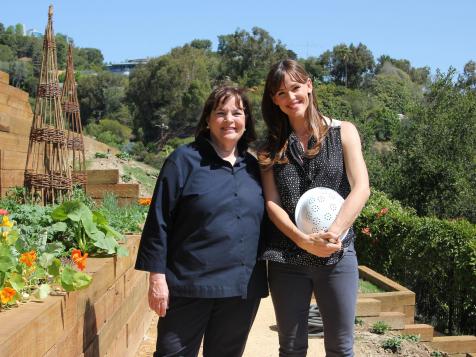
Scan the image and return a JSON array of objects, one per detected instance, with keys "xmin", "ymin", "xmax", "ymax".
[
  {"xmin": 268, "ymin": 245, "xmax": 359, "ymax": 357},
  {"xmin": 154, "ymin": 296, "xmax": 261, "ymax": 357}
]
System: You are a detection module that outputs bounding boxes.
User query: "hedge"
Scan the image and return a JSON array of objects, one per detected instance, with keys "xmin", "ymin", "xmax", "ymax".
[{"xmin": 354, "ymin": 190, "xmax": 476, "ymax": 335}]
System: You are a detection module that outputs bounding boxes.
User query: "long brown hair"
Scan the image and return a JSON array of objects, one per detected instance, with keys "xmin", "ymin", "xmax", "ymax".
[
  {"xmin": 258, "ymin": 59, "xmax": 329, "ymax": 168},
  {"xmin": 195, "ymin": 86, "xmax": 257, "ymax": 152}
]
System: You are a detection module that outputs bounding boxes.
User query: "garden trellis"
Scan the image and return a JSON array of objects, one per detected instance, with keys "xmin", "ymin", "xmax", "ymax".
[
  {"xmin": 61, "ymin": 43, "xmax": 87, "ymax": 188},
  {"xmin": 24, "ymin": 5, "xmax": 72, "ymax": 203}
]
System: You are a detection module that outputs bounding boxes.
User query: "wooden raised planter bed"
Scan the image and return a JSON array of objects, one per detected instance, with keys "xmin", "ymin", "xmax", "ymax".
[
  {"xmin": 0, "ymin": 234, "xmax": 153, "ymax": 357},
  {"xmin": 354, "ymin": 266, "xmax": 476, "ymax": 356}
]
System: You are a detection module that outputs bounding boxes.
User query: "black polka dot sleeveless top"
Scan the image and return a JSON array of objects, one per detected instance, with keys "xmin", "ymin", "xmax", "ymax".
[{"xmin": 262, "ymin": 119, "xmax": 355, "ymax": 266}]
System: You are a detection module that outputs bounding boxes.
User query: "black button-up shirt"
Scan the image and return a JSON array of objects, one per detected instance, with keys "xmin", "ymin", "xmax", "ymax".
[{"xmin": 135, "ymin": 136, "xmax": 268, "ymax": 299}]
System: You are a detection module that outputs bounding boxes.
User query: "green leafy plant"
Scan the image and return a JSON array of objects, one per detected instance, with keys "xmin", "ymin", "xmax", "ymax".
[
  {"xmin": 370, "ymin": 321, "xmax": 390, "ymax": 335},
  {"xmin": 116, "ymin": 151, "xmax": 131, "ymax": 160},
  {"xmin": 51, "ymin": 200, "xmax": 128, "ymax": 257},
  {"xmin": 354, "ymin": 317, "xmax": 364, "ymax": 326},
  {"xmin": 401, "ymin": 334, "xmax": 420, "ymax": 342},
  {"xmin": 98, "ymin": 193, "xmax": 148, "ymax": 234},
  {"xmin": 121, "ymin": 173, "xmax": 132, "ymax": 183},
  {"xmin": 430, "ymin": 351, "xmax": 444, "ymax": 357},
  {"xmin": 94, "ymin": 152, "xmax": 108, "ymax": 159},
  {"xmin": 0, "ymin": 210, "xmax": 92, "ymax": 307},
  {"xmin": 381, "ymin": 336, "xmax": 402, "ymax": 353}
]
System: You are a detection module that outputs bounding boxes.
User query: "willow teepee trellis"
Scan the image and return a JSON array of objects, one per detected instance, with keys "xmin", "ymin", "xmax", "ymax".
[
  {"xmin": 24, "ymin": 5, "xmax": 72, "ymax": 204},
  {"xmin": 62, "ymin": 43, "xmax": 87, "ymax": 187}
]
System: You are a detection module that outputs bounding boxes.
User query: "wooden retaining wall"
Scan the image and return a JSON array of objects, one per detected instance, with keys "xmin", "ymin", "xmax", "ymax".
[
  {"xmin": 0, "ymin": 71, "xmax": 33, "ymax": 196},
  {"xmin": 0, "ymin": 235, "xmax": 153, "ymax": 357}
]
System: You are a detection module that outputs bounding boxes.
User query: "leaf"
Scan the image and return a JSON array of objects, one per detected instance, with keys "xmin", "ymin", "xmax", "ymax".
[
  {"xmin": 34, "ymin": 284, "xmax": 51, "ymax": 299},
  {"xmin": 61, "ymin": 266, "xmax": 92, "ymax": 292},
  {"xmin": 45, "ymin": 242, "xmax": 65, "ymax": 256},
  {"xmin": 47, "ymin": 258, "xmax": 61, "ymax": 278},
  {"xmin": 50, "ymin": 222, "xmax": 67, "ymax": 232},
  {"xmin": 0, "ymin": 245, "xmax": 15, "ymax": 272},
  {"xmin": 92, "ymin": 211, "xmax": 108, "ymax": 226},
  {"xmin": 116, "ymin": 245, "xmax": 129, "ymax": 257},
  {"xmin": 4, "ymin": 230, "xmax": 19, "ymax": 245},
  {"xmin": 38, "ymin": 252, "xmax": 56, "ymax": 269},
  {"xmin": 93, "ymin": 235, "xmax": 118, "ymax": 254},
  {"xmin": 7, "ymin": 271, "xmax": 24, "ymax": 291}
]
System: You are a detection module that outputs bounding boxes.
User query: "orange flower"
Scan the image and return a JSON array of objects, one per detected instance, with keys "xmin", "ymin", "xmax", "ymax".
[
  {"xmin": 361, "ymin": 227, "xmax": 372, "ymax": 236},
  {"xmin": 19, "ymin": 251, "xmax": 37, "ymax": 267},
  {"xmin": 71, "ymin": 249, "xmax": 88, "ymax": 271},
  {"xmin": 0, "ymin": 287, "xmax": 16, "ymax": 304},
  {"xmin": 0, "ymin": 209, "xmax": 8, "ymax": 216},
  {"xmin": 138, "ymin": 198, "xmax": 152, "ymax": 206},
  {"xmin": 376, "ymin": 207, "xmax": 389, "ymax": 218}
]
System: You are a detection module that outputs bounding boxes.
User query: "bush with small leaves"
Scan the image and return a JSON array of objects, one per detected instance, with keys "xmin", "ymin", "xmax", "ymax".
[
  {"xmin": 370, "ymin": 321, "xmax": 390, "ymax": 335},
  {"xmin": 381, "ymin": 337, "xmax": 402, "ymax": 353}
]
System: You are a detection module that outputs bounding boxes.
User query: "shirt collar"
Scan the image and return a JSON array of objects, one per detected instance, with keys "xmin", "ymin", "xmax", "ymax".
[{"xmin": 195, "ymin": 134, "xmax": 247, "ymax": 165}]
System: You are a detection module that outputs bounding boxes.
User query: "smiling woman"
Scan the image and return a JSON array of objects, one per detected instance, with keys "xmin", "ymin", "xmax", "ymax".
[{"xmin": 135, "ymin": 86, "xmax": 268, "ymax": 357}]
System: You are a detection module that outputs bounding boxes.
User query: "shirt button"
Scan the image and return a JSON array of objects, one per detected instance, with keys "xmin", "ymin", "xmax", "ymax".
[
  {"xmin": 237, "ymin": 215, "xmax": 241, "ymax": 219},
  {"xmin": 234, "ymin": 192, "xmax": 238, "ymax": 197}
]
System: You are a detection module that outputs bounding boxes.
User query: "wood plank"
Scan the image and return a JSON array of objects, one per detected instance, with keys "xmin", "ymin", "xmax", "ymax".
[
  {"xmin": 0, "ymin": 71, "xmax": 8, "ymax": 84},
  {"xmin": 403, "ymin": 324, "xmax": 434, "ymax": 342},
  {"xmin": 360, "ymin": 291, "xmax": 415, "ymax": 311},
  {"xmin": 86, "ymin": 184, "xmax": 139, "ymax": 199},
  {"xmin": 359, "ymin": 265, "xmax": 411, "ymax": 292},
  {"xmin": 0, "ymin": 169, "xmax": 25, "ymax": 187},
  {"xmin": 0, "ymin": 131, "xmax": 30, "ymax": 148},
  {"xmin": 0, "ymin": 81, "xmax": 29, "ymax": 101},
  {"xmin": 86, "ymin": 169, "xmax": 119, "ymax": 184},
  {"xmin": 428, "ymin": 336, "xmax": 476, "ymax": 354},
  {"xmin": 2, "ymin": 150, "xmax": 29, "ymax": 169}
]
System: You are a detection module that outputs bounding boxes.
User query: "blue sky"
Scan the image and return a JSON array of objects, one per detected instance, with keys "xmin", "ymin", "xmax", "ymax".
[{"xmin": 2, "ymin": 0, "xmax": 475, "ymax": 73}]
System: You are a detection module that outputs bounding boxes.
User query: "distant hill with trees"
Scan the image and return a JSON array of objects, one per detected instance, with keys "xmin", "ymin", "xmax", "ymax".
[{"xmin": 1, "ymin": 22, "xmax": 475, "ymax": 223}]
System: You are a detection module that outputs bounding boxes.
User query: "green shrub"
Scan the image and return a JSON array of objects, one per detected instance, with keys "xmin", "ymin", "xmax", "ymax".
[
  {"xmin": 94, "ymin": 152, "xmax": 108, "ymax": 158},
  {"xmin": 381, "ymin": 337, "xmax": 402, "ymax": 353},
  {"xmin": 370, "ymin": 321, "xmax": 390, "ymax": 335},
  {"xmin": 355, "ymin": 190, "xmax": 476, "ymax": 335},
  {"xmin": 97, "ymin": 193, "xmax": 148, "ymax": 234},
  {"xmin": 86, "ymin": 119, "xmax": 131, "ymax": 148}
]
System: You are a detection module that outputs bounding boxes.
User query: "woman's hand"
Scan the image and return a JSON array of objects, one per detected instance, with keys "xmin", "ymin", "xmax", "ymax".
[
  {"xmin": 298, "ymin": 231, "xmax": 342, "ymax": 257},
  {"xmin": 148, "ymin": 273, "xmax": 169, "ymax": 317}
]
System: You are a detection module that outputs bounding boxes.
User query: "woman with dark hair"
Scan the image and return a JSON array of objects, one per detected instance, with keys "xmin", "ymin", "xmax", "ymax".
[
  {"xmin": 258, "ymin": 59, "xmax": 370, "ymax": 356},
  {"xmin": 136, "ymin": 86, "xmax": 268, "ymax": 357}
]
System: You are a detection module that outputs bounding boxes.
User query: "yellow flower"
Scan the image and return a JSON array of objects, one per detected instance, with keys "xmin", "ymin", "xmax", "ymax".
[
  {"xmin": 1, "ymin": 231, "xmax": 8, "ymax": 239},
  {"xmin": 0, "ymin": 287, "xmax": 16, "ymax": 304},
  {"xmin": 1, "ymin": 216, "xmax": 13, "ymax": 228}
]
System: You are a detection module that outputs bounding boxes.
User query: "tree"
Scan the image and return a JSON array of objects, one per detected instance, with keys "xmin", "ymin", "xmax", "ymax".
[
  {"xmin": 328, "ymin": 43, "xmax": 375, "ymax": 88},
  {"xmin": 14, "ymin": 24, "xmax": 24, "ymax": 36},
  {"xmin": 459, "ymin": 60, "xmax": 476, "ymax": 90},
  {"xmin": 369, "ymin": 67, "xmax": 422, "ymax": 114},
  {"xmin": 77, "ymin": 71, "xmax": 128, "ymax": 125},
  {"xmin": 386, "ymin": 70, "xmax": 476, "ymax": 222},
  {"xmin": 217, "ymin": 27, "xmax": 296, "ymax": 87},
  {"xmin": 0, "ymin": 44, "xmax": 14, "ymax": 62},
  {"xmin": 127, "ymin": 43, "xmax": 218, "ymax": 144},
  {"xmin": 376, "ymin": 55, "xmax": 430, "ymax": 85},
  {"xmin": 189, "ymin": 39, "xmax": 212, "ymax": 51}
]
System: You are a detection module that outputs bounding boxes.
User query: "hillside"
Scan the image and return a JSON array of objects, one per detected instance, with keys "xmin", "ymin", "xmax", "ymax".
[{"xmin": 83, "ymin": 136, "xmax": 158, "ymax": 198}]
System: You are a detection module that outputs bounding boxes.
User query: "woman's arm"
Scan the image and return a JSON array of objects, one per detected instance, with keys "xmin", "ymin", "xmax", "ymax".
[
  {"xmin": 136, "ymin": 159, "xmax": 183, "ymax": 316},
  {"xmin": 327, "ymin": 121, "xmax": 370, "ymax": 237},
  {"xmin": 261, "ymin": 168, "xmax": 341, "ymax": 257}
]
